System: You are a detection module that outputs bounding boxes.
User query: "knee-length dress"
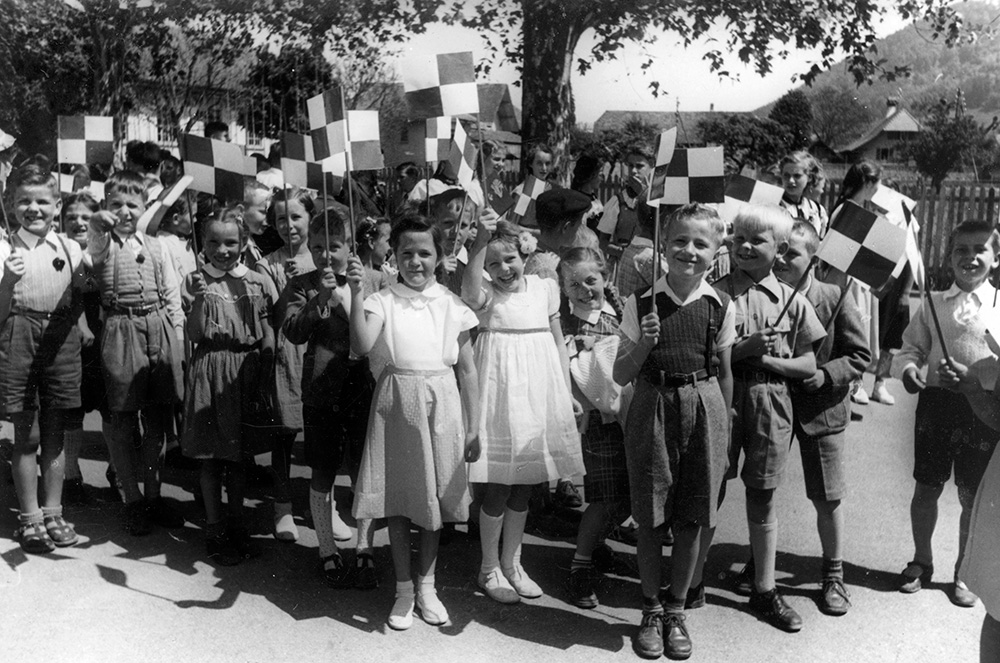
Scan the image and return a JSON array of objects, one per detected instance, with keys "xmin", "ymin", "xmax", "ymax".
[
  {"xmin": 353, "ymin": 281, "xmax": 479, "ymax": 531},
  {"xmin": 468, "ymin": 274, "xmax": 584, "ymax": 485},
  {"xmin": 182, "ymin": 265, "xmax": 278, "ymax": 461}
]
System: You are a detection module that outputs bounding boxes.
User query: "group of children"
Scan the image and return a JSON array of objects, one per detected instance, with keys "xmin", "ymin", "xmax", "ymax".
[{"xmin": 2, "ymin": 143, "xmax": 998, "ymax": 661}]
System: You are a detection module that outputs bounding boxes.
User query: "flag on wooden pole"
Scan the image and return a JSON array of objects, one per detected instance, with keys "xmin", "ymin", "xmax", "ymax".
[
  {"xmin": 57, "ymin": 116, "xmax": 114, "ymax": 165},
  {"xmin": 508, "ymin": 174, "xmax": 548, "ymax": 224},
  {"xmin": 447, "ymin": 120, "xmax": 476, "ymax": 188},
  {"xmin": 425, "ymin": 116, "xmax": 452, "ymax": 164},
  {"xmin": 345, "ymin": 110, "xmax": 384, "ymax": 171},
  {"xmin": 307, "ymin": 88, "xmax": 348, "ymax": 160},
  {"xmin": 136, "ymin": 175, "xmax": 194, "ymax": 235},
  {"xmin": 647, "ymin": 127, "xmax": 677, "ymax": 204},
  {"xmin": 655, "ymin": 147, "xmax": 725, "ymax": 205},
  {"xmin": 402, "ymin": 51, "xmax": 479, "ymax": 118},
  {"xmin": 179, "ymin": 134, "xmax": 244, "ymax": 202},
  {"xmin": 281, "ymin": 132, "xmax": 336, "ymax": 192},
  {"xmin": 718, "ymin": 174, "xmax": 785, "ymax": 223},
  {"xmin": 816, "ymin": 200, "xmax": 908, "ymax": 290}
]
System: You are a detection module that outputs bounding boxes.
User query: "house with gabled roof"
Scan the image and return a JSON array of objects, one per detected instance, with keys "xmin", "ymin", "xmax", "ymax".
[{"xmin": 834, "ymin": 100, "xmax": 921, "ymax": 164}]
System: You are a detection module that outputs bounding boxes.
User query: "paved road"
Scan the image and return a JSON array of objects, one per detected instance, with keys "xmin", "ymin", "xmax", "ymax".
[{"xmin": 0, "ymin": 376, "xmax": 984, "ymax": 662}]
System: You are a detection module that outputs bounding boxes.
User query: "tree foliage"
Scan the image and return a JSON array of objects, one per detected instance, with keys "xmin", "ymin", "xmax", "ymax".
[
  {"xmin": 698, "ymin": 114, "xmax": 789, "ymax": 174},
  {"xmin": 767, "ymin": 90, "xmax": 812, "ymax": 150},
  {"xmin": 808, "ymin": 81, "xmax": 880, "ymax": 147},
  {"xmin": 907, "ymin": 91, "xmax": 996, "ymax": 190}
]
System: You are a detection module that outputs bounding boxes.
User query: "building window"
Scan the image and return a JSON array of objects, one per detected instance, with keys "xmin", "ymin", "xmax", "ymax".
[{"xmin": 876, "ymin": 147, "xmax": 893, "ymax": 161}]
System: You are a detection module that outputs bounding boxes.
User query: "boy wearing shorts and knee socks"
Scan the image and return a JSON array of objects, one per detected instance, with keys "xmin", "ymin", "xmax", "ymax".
[
  {"xmin": 714, "ymin": 205, "xmax": 825, "ymax": 633},
  {"xmin": 1, "ymin": 165, "xmax": 87, "ymax": 553},
  {"xmin": 893, "ymin": 219, "xmax": 1000, "ymax": 607},
  {"xmin": 777, "ymin": 221, "xmax": 871, "ymax": 615},
  {"xmin": 88, "ymin": 170, "xmax": 186, "ymax": 536}
]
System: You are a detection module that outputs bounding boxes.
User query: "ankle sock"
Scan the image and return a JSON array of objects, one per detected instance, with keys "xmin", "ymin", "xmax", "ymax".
[
  {"xmin": 479, "ymin": 511, "xmax": 504, "ymax": 574},
  {"xmin": 642, "ymin": 595, "xmax": 664, "ymax": 615},
  {"xmin": 571, "ymin": 553, "xmax": 593, "ymax": 572},
  {"xmin": 310, "ymin": 489, "xmax": 337, "ymax": 558},
  {"xmin": 19, "ymin": 510, "xmax": 43, "ymax": 526},
  {"xmin": 822, "ymin": 557, "xmax": 844, "ymax": 580}
]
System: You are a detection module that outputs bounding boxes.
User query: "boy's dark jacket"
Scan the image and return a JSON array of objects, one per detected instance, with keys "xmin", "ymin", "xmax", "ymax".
[{"xmin": 792, "ymin": 279, "xmax": 871, "ymax": 435}]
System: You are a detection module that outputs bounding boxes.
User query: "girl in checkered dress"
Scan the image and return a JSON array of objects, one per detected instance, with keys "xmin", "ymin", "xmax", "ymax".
[{"xmin": 558, "ymin": 247, "xmax": 631, "ymax": 609}]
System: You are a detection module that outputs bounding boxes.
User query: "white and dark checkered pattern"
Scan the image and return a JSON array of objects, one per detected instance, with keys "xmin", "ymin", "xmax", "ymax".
[
  {"xmin": 307, "ymin": 88, "xmax": 348, "ymax": 160},
  {"xmin": 647, "ymin": 127, "xmax": 677, "ymax": 204},
  {"xmin": 281, "ymin": 132, "xmax": 336, "ymax": 192},
  {"xmin": 179, "ymin": 134, "xmax": 245, "ymax": 202},
  {"xmin": 57, "ymin": 115, "xmax": 114, "ymax": 165},
  {"xmin": 402, "ymin": 51, "xmax": 479, "ymax": 118},
  {"xmin": 718, "ymin": 174, "xmax": 785, "ymax": 223},
  {"xmin": 425, "ymin": 116, "xmax": 452, "ymax": 164},
  {"xmin": 509, "ymin": 174, "xmax": 548, "ymax": 222},
  {"xmin": 817, "ymin": 200, "xmax": 908, "ymax": 290},
  {"xmin": 447, "ymin": 120, "xmax": 476, "ymax": 189},
  {"xmin": 657, "ymin": 147, "xmax": 725, "ymax": 205},
  {"xmin": 346, "ymin": 110, "xmax": 384, "ymax": 171}
]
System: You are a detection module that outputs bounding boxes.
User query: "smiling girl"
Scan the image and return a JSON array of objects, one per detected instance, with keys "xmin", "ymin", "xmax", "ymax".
[{"xmin": 462, "ymin": 217, "xmax": 584, "ymax": 605}]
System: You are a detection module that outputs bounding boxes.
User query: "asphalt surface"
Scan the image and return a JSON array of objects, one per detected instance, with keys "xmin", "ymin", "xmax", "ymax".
[{"xmin": 0, "ymin": 375, "xmax": 985, "ymax": 663}]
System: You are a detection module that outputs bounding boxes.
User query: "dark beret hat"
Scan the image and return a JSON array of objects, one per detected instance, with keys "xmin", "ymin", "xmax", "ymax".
[{"xmin": 536, "ymin": 188, "xmax": 591, "ymax": 224}]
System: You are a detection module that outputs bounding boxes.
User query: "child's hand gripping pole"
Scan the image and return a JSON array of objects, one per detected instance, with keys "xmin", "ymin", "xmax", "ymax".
[
  {"xmin": 651, "ymin": 204, "xmax": 661, "ymax": 317},
  {"xmin": 923, "ymin": 275, "xmax": 954, "ymax": 372},
  {"xmin": 185, "ymin": 190, "xmax": 202, "ymax": 270}
]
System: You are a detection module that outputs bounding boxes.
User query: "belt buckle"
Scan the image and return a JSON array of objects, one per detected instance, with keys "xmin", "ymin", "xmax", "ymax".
[{"xmin": 753, "ymin": 370, "xmax": 768, "ymax": 383}]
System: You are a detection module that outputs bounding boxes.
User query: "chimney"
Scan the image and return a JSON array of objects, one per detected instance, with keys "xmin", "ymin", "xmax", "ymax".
[
  {"xmin": 710, "ymin": 103, "xmax": 714, "ymax": 112},
  {"xmin": 886, "ymin": 96, "xmax": 900, "ymax": 118}
]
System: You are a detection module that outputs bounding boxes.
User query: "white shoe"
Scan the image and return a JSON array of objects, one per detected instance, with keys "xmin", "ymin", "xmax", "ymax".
[
  {"xmin": 477, "ymin": 567, "xmax": 521, "ymax": 604},
  {"xmin": 503, "ymin": 564, "xmax": 543, "ymax": 598},
  {"xmin": 330, "ymin": 505, "xmax": 353, "ymax": 542},
  {"xmin": 416, "ymin": 588, "xmax": 449, "ymax": 625},
  {"xmin": 387, "ymin": 593, "xmax": 415, "ymax": 630},
  {"xmin": 871, "ymin": 382, "xmax": 895, "ymax": 405},
  {"xmin": 851, "ymin": 385, "xmax": 870, "ymax": 405},
  {"xmin": 273, "ymin": 501, "xmax": 298, "ymax": 542}
]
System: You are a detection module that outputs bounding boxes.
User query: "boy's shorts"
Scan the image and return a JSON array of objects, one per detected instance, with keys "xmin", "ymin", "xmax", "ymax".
[
  {"xmin": 793, "ymin": 428, "xmax": 846, "ymax": 502},
  {"xmin": 728, "ymin": 372, "xmax": 793, "ymax": 491},
  {"xmin": 914, "ymin": 387, "xmax": 998, "ymax": 490},
  {"xmin": 580, "ymin": 409, "xmax": 630, "ymax": 505},
  {"xmin": 302, "ymin": 361, "xmax": 374, "ymax": 479},
  {"xmin": 101, "ymin": 308, "xmax": 183, "ymax": 412},
  {"xmin": 0, "ymin": 313, "xmax": 81, "ymax": 414}
]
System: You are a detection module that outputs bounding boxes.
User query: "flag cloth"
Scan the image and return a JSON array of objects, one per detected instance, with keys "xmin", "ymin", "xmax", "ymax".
[
  {"xmin": 656, "ymin": 147, "xmax": 725, "ymax": 205},
  {"xmin": 718, "ymin": 174, "xmax": 785, "ymax": 223},
  {"xmin": 402, "ymin": 51, "xmax": 479, "ymax": 118},
  {"xmin": 870, "ymin": 183, "xmax": 916, "ymax": 221},
  {"xmin": 447, "ymin": 120, "xmax": 477, "ymax": 189},
  {"xmin": 59, "ymin": 174, "xmax": 104, "ymax": 201},
  {"xmin": 307, "ymin": 88, "xmax": 348, "ymax": 160},
  {"xmin": 179, "ymin": 134, "xmax": 244, "ymax": 201},
  {"xmin": 508, "ymin": 174, "xmax": 548, "ymax": 223},
  {"xmin": 346, "ymin": 110, "xmax": 384, "ymax": 171},
  {"xmin": 136, "ymin": 175, "xmax": 193, "ymax": 235},
  {"xmin": 425, "ymin": 116, "xmax": 452, "ymax": 164},
  {"xmin": 647, "ymin": 127, "xmax": 677, "ymax": 204},
  {"xmin": 887, "ymin": 200, "xmax": 926, "ymax": 293},
  {"xmin": 57, "ymin": 116, "xmax": 114, "ymax": 165},
  {"xmin": 281, "ymin": 132, "xmax": 336, "ymax": 192},
  {"xmin": 817, "ymin": 200, "xmax": 908, "ymax": 290}
]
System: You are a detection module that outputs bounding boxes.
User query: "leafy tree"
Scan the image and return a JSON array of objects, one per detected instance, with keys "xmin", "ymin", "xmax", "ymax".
[
  {"xmin": 809, "ymin": 81, "xmax": 879, "ymax": 147},
  {"xmin": 907, "ymin": 91, "xmax": 994, "ymax": 190},
  {"xmin": 768, "ymin": 90, "xmax": 812, "ymax": 150},
  {"xmin": 448, "ymin": 0, "xmax": 978, "ymax": 179},
  {"xmin": 698, "ymin": 114, "xmax": 789, "ymax": 174},
  {"xmin": 595, "ymin": 118, "xmax": 660, "ymax": 167}
]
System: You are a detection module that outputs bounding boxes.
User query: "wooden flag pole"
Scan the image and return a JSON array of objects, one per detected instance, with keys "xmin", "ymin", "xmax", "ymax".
[
  {"xmin": 475, "ymin": 112, "xmax": 488, "ymax": 211},
  {"xmin": 651, "ymin": 204, "xmax": 660, "ymax": 317},
  {"xmin": 921, "ymin": 255, "xmax": 953, "ymax": 370},
  {"xmin": 453, "ymin": 193, "xmax": 469, "ymax": 256},
  {"xmin": 773, "ymin": 256, "xmax": 817, "ymax": 327},
  {"xmin": 321, "ymin": 172, "xmax": 330, "ymax": 254},
  {"xmin": 345, "ymin": 160, "xmax": 358, "ymax": 256},
  {"xmin": 0, "ymin": 193, "xmax": 11, "ymax": 236},
  {"xmin": 186, "ymin": 189, "xmax": 202, "ymax": 270}
]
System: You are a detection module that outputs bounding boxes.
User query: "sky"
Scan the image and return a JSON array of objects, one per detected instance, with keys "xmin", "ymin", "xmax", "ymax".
[{"xmin": 396, "ymin": 12, "xmax": 911, "ymax": 127}]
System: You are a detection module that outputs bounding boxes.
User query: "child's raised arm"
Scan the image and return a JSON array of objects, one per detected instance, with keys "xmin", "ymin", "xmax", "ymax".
[
  {"xmin": 346, "ymin": 255, "xmax": 383, "ymax": 356},
  {"xmin": 461, "ymin": 210, "xmax": 497, "ymax": 310},
  {"xmin": 456, "ymin": 330, "xmax": 481, "ymax": 462}
]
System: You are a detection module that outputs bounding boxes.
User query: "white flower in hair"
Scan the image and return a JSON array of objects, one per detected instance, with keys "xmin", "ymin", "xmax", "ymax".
[{"xmin": 517, "ymin": 231, "xmax": 537, "ymax": 255}]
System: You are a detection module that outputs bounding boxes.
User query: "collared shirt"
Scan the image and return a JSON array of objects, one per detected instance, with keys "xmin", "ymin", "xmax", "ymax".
[
  {"xmin": 203, "ymin": 263, "xmax": 250, "ymax": 279},
  {"xmin": 0, "ymin": 228, "xmax": 84, "ymax": 312},
  {"xmin": 620, "ymin": 275, "xmax": 737, "ymax": 350},
  {"xmin": 571, "ymin": 300, "xmax": 617, "ymax": 326}
]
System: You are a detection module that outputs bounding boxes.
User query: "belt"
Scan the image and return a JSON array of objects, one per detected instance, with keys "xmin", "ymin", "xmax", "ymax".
[
  {"xmin": 644, "ymin": 368, "xmax": 714, "ymax": 387},
  {"xmin": 103, "ymin": 302, "xmax": 164, "ymax": 316},
  {"xmin": 10, "ymin": 306, "xmax": 72, "ymax": 320},
  {"xmin": 733, "ymin": 367, "xmax": 785, "ymax": 383}
]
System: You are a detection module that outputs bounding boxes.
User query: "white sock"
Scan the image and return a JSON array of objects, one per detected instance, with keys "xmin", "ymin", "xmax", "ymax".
[
  {"xmin": 501, "ymin": 507, "xmax": 528, "ymax": 571},
  {"xmin": 310, "ymin": 488, "xmax": 337, "ymax": 558},
  {"xmin": 479, "ymin": 511, "xmax": 504, "ymax": 574}
]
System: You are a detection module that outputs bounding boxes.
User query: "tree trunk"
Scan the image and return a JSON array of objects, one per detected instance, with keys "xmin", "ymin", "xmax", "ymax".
[{"xmin": 520, "ymin": 2, "xmax": 587, "ymax": 182}]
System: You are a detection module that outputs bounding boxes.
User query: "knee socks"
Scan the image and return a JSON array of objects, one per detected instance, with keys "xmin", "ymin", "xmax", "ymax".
[
  {"xmin": 310, "ymin": 488, "xmax": 338, "ymax": 559},
  {"xmin": 479, "ymin": 511, "xmax": 504, "ymax": 574},
  {"xmin": 501, "ymin": 507, "xmax": 528, "ymax": 572},
  {"xmin": 749, "ymin": 519, "xmax": 777, "ymax": 592}
]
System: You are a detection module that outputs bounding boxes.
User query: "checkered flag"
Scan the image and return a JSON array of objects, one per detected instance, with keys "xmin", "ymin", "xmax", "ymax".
[
  {"xmin": 57, "ymin": 115, "xmax": 114, "ymax": 165},
  {"xmin": 718, "ymin": 174, "xmax": 785, "ymax": 223},
  {"xmin": 656, "ymin": 147, "xmax": 725, "ymax": 205},
  {"xmin": 425, "ymin": 117, "xmax": 452, "ymax": 164},
  {"xmin": 402, "ymin": 51, "xmax": 479, "ymax": 119},
  {"xmin": 137, "ymin": 175, "xmax": 194, "ymax": 235},
  {"xmin": 508, "ymin": 174, "xmax": 549, "ymax": 224},
  {"xmin": 446, "ymin": 120, "xmax": 477, "ymax": 189},
  {"xmin": 346, "ymin": 110, "xmax": 384, "ymax": 171},
  {"xmin": 307, "ymin": 88, "xmax": 348, "ymax": 161},
  {"xmin": 179, "ymin": 134, "xmax": 245, "ymax": 202},
  {"xmin": 647, "ymin": 127, "xmax": 677, "ymax": 204},
  {"xmin": 281, "ymin": 132, "xmax": 336, "ymax": 192},
  {"xmin": 817, "ymin": 200, "xmax": 908, "ymax": 290}
]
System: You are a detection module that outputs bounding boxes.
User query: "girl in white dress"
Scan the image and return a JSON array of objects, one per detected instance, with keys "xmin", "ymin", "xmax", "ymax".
[
  {"xmin": 348, "ymin": 214, "xmax": 480, "ymax": 631},
  {"xmin": 463, "ymin": 217, "xmax": 584, "ymax": 604}
]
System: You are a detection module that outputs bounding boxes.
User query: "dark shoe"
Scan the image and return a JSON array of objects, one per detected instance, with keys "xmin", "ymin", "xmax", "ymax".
[
  {"xmin": 322, "ymin": 552, "xmax": 352, "ymax": 588},
  {"xmin": 951, "ymin": 579, "xmax": 978, "ymax": 607},
  {"xmin": 354, "ymin": 552, "xmax": 379, "ymax": 590},
  {"xmin": 244, "ymin": 462, "xmax": 274, "ymax": 491},
  {"xmin": 898, "ymin": 561, "xmax": 933, "ymax": 594},
  {"xmin": 593, "ymin": 542, "xmax": 637, "ymax": 576},
  {"xmin": 123, "ymin": 501, "xmax": 152, "ymax": 536},
  {"xmin": 439, "ymin": 522, "xmax": 457, "ymax": 546},
  {"xmin": 228, "ymin": 526, "xmax": 262, "ymax": 560},
  {"xmin": 145, "ymin": 497, "xmax": 185, "ymax": 528},
  {"xmin": 567, "ymin": 567, "xmax": 599, "ymax": 609},
  {"xmin": 634, "ymin": 612, "xmax": 664, "ymax": 659},
  {"xmin": 607, "ymin": 521, "xmax": 639, "ymax": 547},
  {"xmin": 63, "ymin": 478, "xmax": 90, "ymax": 506},
  {"xmin": 662, "ymin": 612, "xmax": 693, "ymax": 660},
  {"xmin": 685, "ymin": 583, "xmax": 706, "ymax": 610},
  {"xmin": 749, "ymin": 587, "xmax": 803, "ymax": 632},
  {"xmin": 662, "ymin": 526, "xmax": 674, "ymax": 547},
  {"xmin": 206, "ymin": 533, "xmax": 242, "ymax": 566},
  {"xmin": 105, "ymin": 466, "xmax": 118, "ymax": 490},
  {"xmin": 820, "ymin": 577, "xmax": 851, "ymax": 615},
  {"xmin": 554, "ymin": 479, "xmax": 583, "ymax": 508},
  {"xmin": 43, "ymin": 514, "xmax": 79, "ymax": 547},
  {"xmin": 734, "ymin": 558, "xmax": 755, "ymax": 596},
  {"xmin": 15, "ymin": 520, "xmax": 55, "ymax": 554}
]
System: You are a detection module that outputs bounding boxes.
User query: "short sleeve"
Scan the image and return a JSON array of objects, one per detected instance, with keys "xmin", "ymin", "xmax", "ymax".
[
  {"xmin": 715, "ymin": 300, "xmax": 737, "ymax": 350},
  {"xmin": 619, "ymin": 294, "xmax": 641, "ymax": 343},
  {"xmin": 363, "ymin": 290, "xmax": 386, "ymax": 321},
  {"xmin": 456, "ymin": 298, "xmax": 479, "ymax": 331},
  {"xmin": 545, "ymin": 277, "xmax": 560, "ymax": 317}
]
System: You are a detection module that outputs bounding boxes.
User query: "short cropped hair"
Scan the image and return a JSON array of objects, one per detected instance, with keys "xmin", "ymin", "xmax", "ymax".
[
  {"xmin": 390, "ymin": 212, "xmax": 445, "ymax": 261},
  {"xmin": 950, "ymin": 219, "xmax": 1000, "ymax": 256},
  {"xmin": 7, "ymin": 164, "xmax": 58, "ymax": 196},
  {"xmin": 309, "ymin": 208, "xmax": 348, "ymax": 242},
  {"xmin": 790, "ymin": 220, "xmax": 821, "ymax": 256},
  {"xmin": 104, "ymin": 169, "xmax": 148, "ymax": 199},
  {"xmin": 733, "ymin": 204, "xmax": 794, "ymax": 244},
  {"xmin": 125, "ymin": 141, "xmax": 162, "ymax": 173},
  {"xmin": 666, "ymin": 203, "xmax": 727, "ymax": 244}
]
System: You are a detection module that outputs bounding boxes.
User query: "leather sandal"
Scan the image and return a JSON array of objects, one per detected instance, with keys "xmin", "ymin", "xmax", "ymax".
[
  {"xmin": 16, "ymin": 520, "xmax": 55, "ymax": 554},
  {"xmin": 43, "ymin": 514, "xmax": 79, "ymax": 547}
]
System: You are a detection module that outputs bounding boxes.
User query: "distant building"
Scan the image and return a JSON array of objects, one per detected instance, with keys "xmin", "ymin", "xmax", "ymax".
[
  {"xmin": 834, "ymin": 99, "xmax": 920, "ymax": 164},
  {"xmin": 592, "ymin": 108, "xmax": 753, "ymax": 146}
]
